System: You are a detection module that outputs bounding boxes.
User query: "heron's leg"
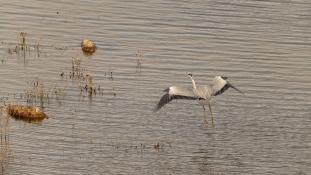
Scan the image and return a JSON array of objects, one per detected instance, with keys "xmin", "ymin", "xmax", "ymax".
[
  {"xmin": 208, "ymin": 102, "xmax": 214, "ymax": 127},
  {"xmin": 202, "ymin": 105, "xmax": 208, "ymax": 128}
]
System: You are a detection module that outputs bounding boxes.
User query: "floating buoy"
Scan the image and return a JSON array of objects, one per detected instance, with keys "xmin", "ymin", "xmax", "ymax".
[
  {"xmin": 6, "ymin": 104, "xmax": 48, "ymax": 122},
  {"xmin": 81, "ymin": 39, "xmax": 96, "ymax": 55}
]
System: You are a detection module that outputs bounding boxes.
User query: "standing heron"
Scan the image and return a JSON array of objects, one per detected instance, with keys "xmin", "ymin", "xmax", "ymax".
[{"xmin": 154, "ymin": 73, "xmax": 243, "ymax": 127}]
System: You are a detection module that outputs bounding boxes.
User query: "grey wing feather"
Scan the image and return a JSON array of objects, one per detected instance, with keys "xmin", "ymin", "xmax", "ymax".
[
  {"xmin": 154, "ymin": 86, "xmax": 197, "ymax": 112},
  {"xmin": 171, "ymin": 86, "xmax": 197, "ymax": 98},
  {"xmin": 154, "ymin": 93, "xmax": 172, "ymax": 112},
  {"xmin": 212, "ymin": 76, "xmax": 243, "ymax": 96}
]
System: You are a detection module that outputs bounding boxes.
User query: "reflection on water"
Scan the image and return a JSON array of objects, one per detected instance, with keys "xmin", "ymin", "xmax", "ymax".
[{"xmin": 0, "ymin": 0, "xmax": 311, "ymax": 174}]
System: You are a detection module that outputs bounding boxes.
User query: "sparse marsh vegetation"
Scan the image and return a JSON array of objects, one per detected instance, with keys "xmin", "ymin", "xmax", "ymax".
[
  {"xmin": 135, "ymin": 49, "xmax": 143, "ymax": 73},
  {"xmin": 69, "ymin": 57, "xmax": 85, "ymax": 81},
  {"xmin": 18, "ymin": 78, "xmax": 66, "ymax": 109},
  {"xmin": 0, "ymin": 112, "xmax": 11, "ymax": 175},
  {"xmin": 1, "ymin": 32, "xmax": 42, "ymax": 64},
  {"xmin": 66, "ymin": 57, "xmax": 117, "ymax": 98},
  {"xmin": 111, "ymin": 141, "xmax": 171, "ymax": 153},
  {"xmin": 23, "ymin": 79, "xmax": 51, "ymax": 107},
  {"xmin": 9, "ymin": 32, "xmax": 31, "ymax": 60}
]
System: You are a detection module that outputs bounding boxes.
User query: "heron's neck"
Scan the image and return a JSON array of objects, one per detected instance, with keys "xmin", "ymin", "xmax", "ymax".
[{"xmin": 190, "ymin": 77, "xmax": 197, "ymax": 89}]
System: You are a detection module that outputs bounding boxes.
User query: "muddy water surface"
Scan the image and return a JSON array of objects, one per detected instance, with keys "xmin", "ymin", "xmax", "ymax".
[{"xmin": 0, "ymin": 0, "xmax": 311, "ymax": 174}]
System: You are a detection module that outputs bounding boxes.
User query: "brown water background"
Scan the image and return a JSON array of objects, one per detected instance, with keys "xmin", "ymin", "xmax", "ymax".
[{"xmin": 0, "ymin": 0, "xmax": 311, "ymax": 174}]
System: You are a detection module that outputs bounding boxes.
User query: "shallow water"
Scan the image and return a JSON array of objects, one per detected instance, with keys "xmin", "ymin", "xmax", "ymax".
[{"xmin": 0, "ymin": 0, "xmax": 311, "ymax": 174}]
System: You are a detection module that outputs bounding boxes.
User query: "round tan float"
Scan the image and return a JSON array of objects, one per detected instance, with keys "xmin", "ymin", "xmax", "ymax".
[{"xmin": 81, "ymin": 39, "xmax": 96, "ymax": 55}]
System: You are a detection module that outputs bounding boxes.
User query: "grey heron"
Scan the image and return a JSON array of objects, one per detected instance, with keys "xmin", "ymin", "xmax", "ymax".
[{"xmin": 154, "ymin": 73, "xmax": 243, "ymax": 127}]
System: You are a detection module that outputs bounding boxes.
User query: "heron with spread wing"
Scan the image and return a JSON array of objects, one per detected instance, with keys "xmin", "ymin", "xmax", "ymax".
[{"xmin": 154, "ymin": 73, "xmax": 243, "ymax": 127}]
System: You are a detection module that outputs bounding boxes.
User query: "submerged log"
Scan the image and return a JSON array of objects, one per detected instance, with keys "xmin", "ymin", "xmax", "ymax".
[{"xmin": 6, "ymin": 105, "xmax": 48, "ymax": 122}]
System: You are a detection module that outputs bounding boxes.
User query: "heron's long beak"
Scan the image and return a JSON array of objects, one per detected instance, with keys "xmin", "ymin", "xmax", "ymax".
[
  {"xmin": 221, "ymin": 76, "xmax": 228, "ymax": 80},
  {"xmin": 229, "ymin": 83, "xmax": 244, "ymax": 95}
]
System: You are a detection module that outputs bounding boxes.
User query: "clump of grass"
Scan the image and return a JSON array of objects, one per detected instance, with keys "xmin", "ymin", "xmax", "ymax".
[
  {"xmin": 23, "ymin": 79, "xmax": 67, "ymax": 107},
  {"xmin": 78, "ymin": 72, "xmax": 117, "ymax": 98},
  {"xmin": 108, "ymin": 71, "xmax": 113, "ymax": 81},
  {"xmin": 19, "ymin": 32, "xmax": 27, "ymax": 51},
  {"xmin": 136, "ymin": 49, "xmax": 143, "ymax": 73},
  {"xmin": 18, "ymin": 32, "xmax": 30, "ymax": 60},
  {"xmin": 6, "ymin": 33, "xmax": 27, "ymax": 56},
  {"xmin": 7, "ymin": 46, "xmax": 19, "ymax": 55},
  {"xmin": 6, "ymin": 32, "xmax": 41, "ymax": 60},
  {"xmin": 35, "ymin": 42, "xmax": 40, "ymax": 58},
  {"xmin": 24, "ymin": 79, "xmax": 50, "ymax": 107},
  {"xmin": 103, "ymin": 70, "xmax": 114, "ymax": 81},
  {"xmin": 69, "ymin": 57, "xmax": 85, "ymax": 80},
  {"xmin": 154, "ymin": 142, "xmax": 165, "ymax": 151},
  {"xmin": 0, "ymin": 112, "xmax": 11, "ymax": 174},
  {"xmin": 100, "ymin": 70, "xmax": 116, "ymax": 96},
  {"xmin": 1, "ymin": 57, "xmax": 6, "ymax": 64},
  {"xmin": 80, "ymin": 74, "xmax": 102, "ymax": 97},
  {"xmin": 110, "ymin": 141, "xmax": 171, "ymax": 154},
  {"xmin": 68, "ymin": 57, "xmax": 103, "ymax": 97},
  {"xmin": 60, "ymin": 72, "xmax": 65, "ymax": 79},
  {"xmin": 84, "ymin": 74, "xmax": 94, "ymax": 96},
  {"xmin": 62, "ymin": 58, "xmax": 117, "ymax": 99},
  {"xmin": 53, "ymin": 86, "xmax": 66, "ymax": 103}
]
